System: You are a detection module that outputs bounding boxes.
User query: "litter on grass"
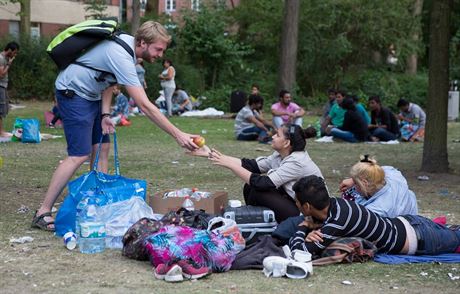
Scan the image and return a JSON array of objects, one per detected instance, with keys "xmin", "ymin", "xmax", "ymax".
[{"xmin": 10, "ymin": 236, "xmax": 34, "ymax": 243}]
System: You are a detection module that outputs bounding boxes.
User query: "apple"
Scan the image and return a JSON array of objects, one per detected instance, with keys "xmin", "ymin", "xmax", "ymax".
[{"xmin": 193, "ymin": 136, "xmax": 206, "ymax": 148}]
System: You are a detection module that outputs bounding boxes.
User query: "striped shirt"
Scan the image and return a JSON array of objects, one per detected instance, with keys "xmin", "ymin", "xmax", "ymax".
[{"xmin": 289, "ymin": 198, "xmax": 407, "ymax": 255}]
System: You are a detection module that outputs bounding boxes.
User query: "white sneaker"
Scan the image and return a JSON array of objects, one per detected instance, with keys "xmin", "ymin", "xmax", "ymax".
[
  {"xmin": 280, "ymin": 245, "xmax": 313, "ymax": 278},
  {"xmin": 286, "ymin": 261, "xmax": 313, "ymax": 279},
  {"xmin": 262, "ymin": 256, "xmax": 291, "ymax": 278}
]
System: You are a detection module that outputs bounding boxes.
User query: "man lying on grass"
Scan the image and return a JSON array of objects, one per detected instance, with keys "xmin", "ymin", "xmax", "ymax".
[{"xmin": 289, "ymin": 175, "xmax": 460, "ymax": 256}]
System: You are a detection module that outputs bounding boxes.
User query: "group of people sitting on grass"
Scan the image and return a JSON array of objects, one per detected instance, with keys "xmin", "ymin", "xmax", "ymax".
[
  {"xmin": 203, "ymin": 123, "xmax": 459, "ymax": 257},
  {"xmin": 234, "ymin": 86, "xmax": 427, "ymax": 144}
]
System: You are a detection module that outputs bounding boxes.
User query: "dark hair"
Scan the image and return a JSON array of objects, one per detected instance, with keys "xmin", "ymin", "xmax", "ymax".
[
  {"xmin": 282, "ymin": 124, "xmax": 316, "ymax": 152},
  {"xmin": 279, "ymin": 89, "xmax": 290, "ymax": 99},
  {"xmin": 397, "ymin": 98, "xmax": 409, "ymax": 107},
  {"xmin": 368, "ymin": 95, "xmax": 381, "ymax": 104},
  {"xmin": 293, "ymin": 175, "xmax": 330, "ymax": 209},
  {"xmin": 251, "ymin": 83, "xmax": 260, "ymax": 90},
  {"xmin": 4, "ymin": 41, "xmax": 19, "ymax": 51},
  {"xmin": 248, "ymin": 94, "xmax": 264, "ymax": 106},
  {"xmin": 336, "ymin": 90, "xmax": 347, "ymax": 97},
  {"xmin": 327, "ymin": 88, "xmax": 336, "ymax": 94},
  {"xmin": 341, "ymin": 97, "xmax": 356, "ymax": 111},
  {"xmin": 163, "ymin": 59, "xmax": 173, "ymax": 66}
]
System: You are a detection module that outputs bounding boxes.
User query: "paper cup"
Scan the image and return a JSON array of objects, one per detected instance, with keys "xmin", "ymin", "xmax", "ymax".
[{"xmin": 63, "ymin": 231, "xmax": 77, "ymax": 250}]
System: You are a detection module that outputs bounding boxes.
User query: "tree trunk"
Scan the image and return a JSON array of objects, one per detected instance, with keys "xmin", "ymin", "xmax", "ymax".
[
  {"xmin": 277, "ymin": 0, "xmax": 300, "ymax": 93},
  {"xmin": 406, "ymin": 0, "xmax": 424, "ymax": 75},
  {"xmin": 131, "ymin": 0, "xmax": 141, "ymax": 35},
  {"xmin": 421, "ymin": 0, "xmax": 452, "ymax": 172},
  {"xmin": 20, "ymin": 0, "xmax": 31, "ymax": 37}
]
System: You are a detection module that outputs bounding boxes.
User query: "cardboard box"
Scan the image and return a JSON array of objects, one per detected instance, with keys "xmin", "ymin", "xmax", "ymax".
[{"xmin": 148, "ymin": 191, "xmax": 228, "ymax": 215}]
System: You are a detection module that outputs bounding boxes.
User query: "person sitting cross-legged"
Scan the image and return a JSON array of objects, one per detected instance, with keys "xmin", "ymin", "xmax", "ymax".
[
  {"xmin": 271, "ymin": 90, "xmax": 305, "ymax": 129},
  {"xmin": 397, "ymin": 98, "xmax": 426, "ymax": 142},
  {"xmin": 329, "ymin": 97, "xmax": 370, "ymax": 143},
  {"xmin": 368, "ymin": 95, "xmax": 399, "ymax": 142},
  {"xmin": 234, "ymin": 94, "xmax": 272, "ymax": 143},
  {"xmin": 289, "ymin": 175, "xmax": 460, "ymax": 257}
]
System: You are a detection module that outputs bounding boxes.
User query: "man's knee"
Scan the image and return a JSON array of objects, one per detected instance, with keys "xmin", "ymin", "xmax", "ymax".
[{"xmin": 68, "ymin": 154, "xmax": 90, "ymax": 166}]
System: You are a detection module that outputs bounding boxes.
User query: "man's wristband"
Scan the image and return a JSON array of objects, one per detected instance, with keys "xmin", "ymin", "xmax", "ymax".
[{"xmin": 101, "ymin": 113, "xmax": 111, "ymax": 119}]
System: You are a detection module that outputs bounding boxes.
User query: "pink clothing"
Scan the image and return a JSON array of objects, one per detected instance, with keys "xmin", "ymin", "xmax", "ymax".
[{"xmin": 271, "ymin": 102, "xmax": 301, "ymax": 123}]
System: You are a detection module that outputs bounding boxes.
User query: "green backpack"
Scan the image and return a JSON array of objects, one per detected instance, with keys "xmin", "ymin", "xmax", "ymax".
[{"xmin": 47, "ymin": 18, "xmax": 134, "ymax": 71}]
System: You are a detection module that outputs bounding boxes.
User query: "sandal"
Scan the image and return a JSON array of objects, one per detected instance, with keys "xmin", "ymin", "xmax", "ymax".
[{"xmin": 31, "ymin": 211, "xmax": 55, "ymax": 232}]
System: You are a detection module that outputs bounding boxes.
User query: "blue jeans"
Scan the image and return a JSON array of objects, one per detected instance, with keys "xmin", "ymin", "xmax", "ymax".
[
  {"xmin": 403, "ymin": 215, "xmax": 460, "ymax": 255},
  {"xmin": 272, "ymin": 116, "xmax": 303, "ymax": 129},
  {"xmin": 237, "ymin": 126, "xmax": 267, "ymax": 141},
  {"xmin": 371, "ymin": 127, "xmax": 397, "ymax": 141},
  {"xmin": 330, "ymin": 128, "xmax": 358, "ymax": 143}
]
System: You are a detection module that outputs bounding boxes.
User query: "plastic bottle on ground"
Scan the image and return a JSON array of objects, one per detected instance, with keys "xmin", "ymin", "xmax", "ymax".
[
  {"xmin": 77, "ymin": 197, "xmax": 106, "ymax": 254},
  {"xmin": 182, "ymin": 196, "xmax": 195, "ymax": 211}
]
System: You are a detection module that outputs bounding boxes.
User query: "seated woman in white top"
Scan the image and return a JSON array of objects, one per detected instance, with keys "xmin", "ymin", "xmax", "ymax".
[
  {"xmin": 339, "ymin": 155, "xmax": 418, "ymax": 218},
  {"xmin": 208, "ymin": 124, "xmax": 323, "ymax": 223}
]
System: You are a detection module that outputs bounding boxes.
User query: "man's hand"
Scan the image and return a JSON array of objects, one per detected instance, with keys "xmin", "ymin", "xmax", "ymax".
[
  {"xmin": 305, "ymin": 230, "xmax": 323, "ymax": 243},
  {"xmin": 101, "ymin": 116, "xmax": 115, "ymax": 134},
  {"xmin": 175, "ymin": 132, "xmax": 199, "ymax": 151},
  {"xmin": 339, "ymin": 178, "xmax": 354, "ymax": 192}
]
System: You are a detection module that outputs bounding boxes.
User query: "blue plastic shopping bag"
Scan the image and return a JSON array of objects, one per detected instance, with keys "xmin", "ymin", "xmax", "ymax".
[
  {"xmin": 55, "ymin": 133, "xmax": 147, "ymax": 236},
  {"xmin": 12, "ymin": 118, "xmax": 41, "ymax": 143}
]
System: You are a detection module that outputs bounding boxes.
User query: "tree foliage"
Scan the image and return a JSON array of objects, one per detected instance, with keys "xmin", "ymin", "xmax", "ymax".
[
  {"xmin": 178, "ymin": 6, "xmax": 253, "ymax": 90},
  {"xmin": 84, "ymin": 0, "xmax": 108, "ymax": 19}
]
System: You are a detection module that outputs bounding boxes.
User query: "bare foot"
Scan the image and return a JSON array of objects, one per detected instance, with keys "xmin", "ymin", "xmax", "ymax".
[{"xmin": 0, "ymin": 132, "xmax": 12, "ymax": 138}]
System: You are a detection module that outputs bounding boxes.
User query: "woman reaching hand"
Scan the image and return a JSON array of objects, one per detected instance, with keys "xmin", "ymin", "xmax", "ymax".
[{"xmin": 208, "ymin": 124, "xmax": 323, "ymax": 223}]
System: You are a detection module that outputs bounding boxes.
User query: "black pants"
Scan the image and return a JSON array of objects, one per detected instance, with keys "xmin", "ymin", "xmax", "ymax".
[{"xmin": 243, "ymin": 184, "xmax": 300, "ymax": 223}]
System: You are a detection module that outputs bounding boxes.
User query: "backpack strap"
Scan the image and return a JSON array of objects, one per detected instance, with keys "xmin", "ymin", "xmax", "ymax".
[
  {"xmin": 111, "ymin": 33, "xmax": 135, "ymax": 58},
  {"xmin": 72, "ymin": 35, "xmax": 135, "ymax": 83}
]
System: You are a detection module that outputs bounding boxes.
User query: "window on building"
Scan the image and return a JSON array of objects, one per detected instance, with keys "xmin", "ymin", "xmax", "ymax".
[
  {"xmin": 191, "ymin": 0, "xmax": 200, "ymax": 11},
  {"xmin": 8, "ymin": 21, "xmax": 19, "ymax": 38},
  {"xmin": 31, "ymin": 23, "xmax": 41, "ymax": 39},
  {"xmin": 165, "ymin": 0, "xmax": 176, "ymax": 12}
]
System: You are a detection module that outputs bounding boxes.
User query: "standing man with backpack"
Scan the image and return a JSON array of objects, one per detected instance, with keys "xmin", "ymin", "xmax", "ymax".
[
  {"xmin": 32, "ymin": 21, "xmax": 200, "ymax": 231},
  {"xmin": 0, "ymin": 41, "xmax": 19, "ymax": 138}
]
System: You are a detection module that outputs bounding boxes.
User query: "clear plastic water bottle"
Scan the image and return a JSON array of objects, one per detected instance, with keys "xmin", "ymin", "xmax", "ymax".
[
  {"xmin": 75, "ymin": 192, "xmax": 92, "ymax": 238},
  {"xmin": 77, "ymin": 197, "xmax": 106, "ymax": 254},
  {"xmin": 182, "ymin": 196, "xmax": 195, "ymax": 211}
]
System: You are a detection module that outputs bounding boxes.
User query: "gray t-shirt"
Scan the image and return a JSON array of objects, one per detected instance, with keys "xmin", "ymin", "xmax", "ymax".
[
  {"xmin": 173, "ymin": 89, "xmax": 192, "ymax": 111},
  {"xmin": 0, "ymin": 54, "xmax": 9, "ymax": 88},
  {"xmin": 55, "ymin": 34, "xmax": 140, "ymax": 101},
  {"xmin": 399, "ymin": 102, "xmax": 426, "ymax": 127},
  {"xmin": 256, "ymin": 151, "xmax": 323, "ymax": 199},
  {"xmin": 136, "ymin": 64, "xmax": 146, "ymax": 86},
  {"xmin": 234, "ymin": 105, "xmax": 258, "ymax": 136}
]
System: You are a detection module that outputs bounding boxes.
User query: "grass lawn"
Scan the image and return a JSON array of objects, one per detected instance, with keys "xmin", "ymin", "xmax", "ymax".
[{"xmin": 0, "ymin": 101, "xmax": 459, "ymax": 294}]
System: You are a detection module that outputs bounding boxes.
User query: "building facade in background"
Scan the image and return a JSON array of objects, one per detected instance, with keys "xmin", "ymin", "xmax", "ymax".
[{"xmin": 0, "ymin": 0, "xmax": 239, "ymax": 38}]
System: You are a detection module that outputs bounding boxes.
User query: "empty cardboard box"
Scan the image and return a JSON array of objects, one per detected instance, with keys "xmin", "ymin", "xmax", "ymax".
[{"xmin": 149, "ymin": 191, "xmax": 228, "ymax": 215}]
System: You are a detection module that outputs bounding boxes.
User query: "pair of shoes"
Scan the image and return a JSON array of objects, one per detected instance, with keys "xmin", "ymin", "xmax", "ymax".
[
  {"xmin": 263, "ymin": 256, "xmax": 313, "ymax": 279},
  {"xmin": 263, "ymin": 246, "xmax": 313, "ymax": 279},
  {"xmin": 154, "ymin": 260, "xmax": 210, "ymax": 282},
  {"xmin": 31, "ymin": 211, "xmax": 55, "ymax": 231}
]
